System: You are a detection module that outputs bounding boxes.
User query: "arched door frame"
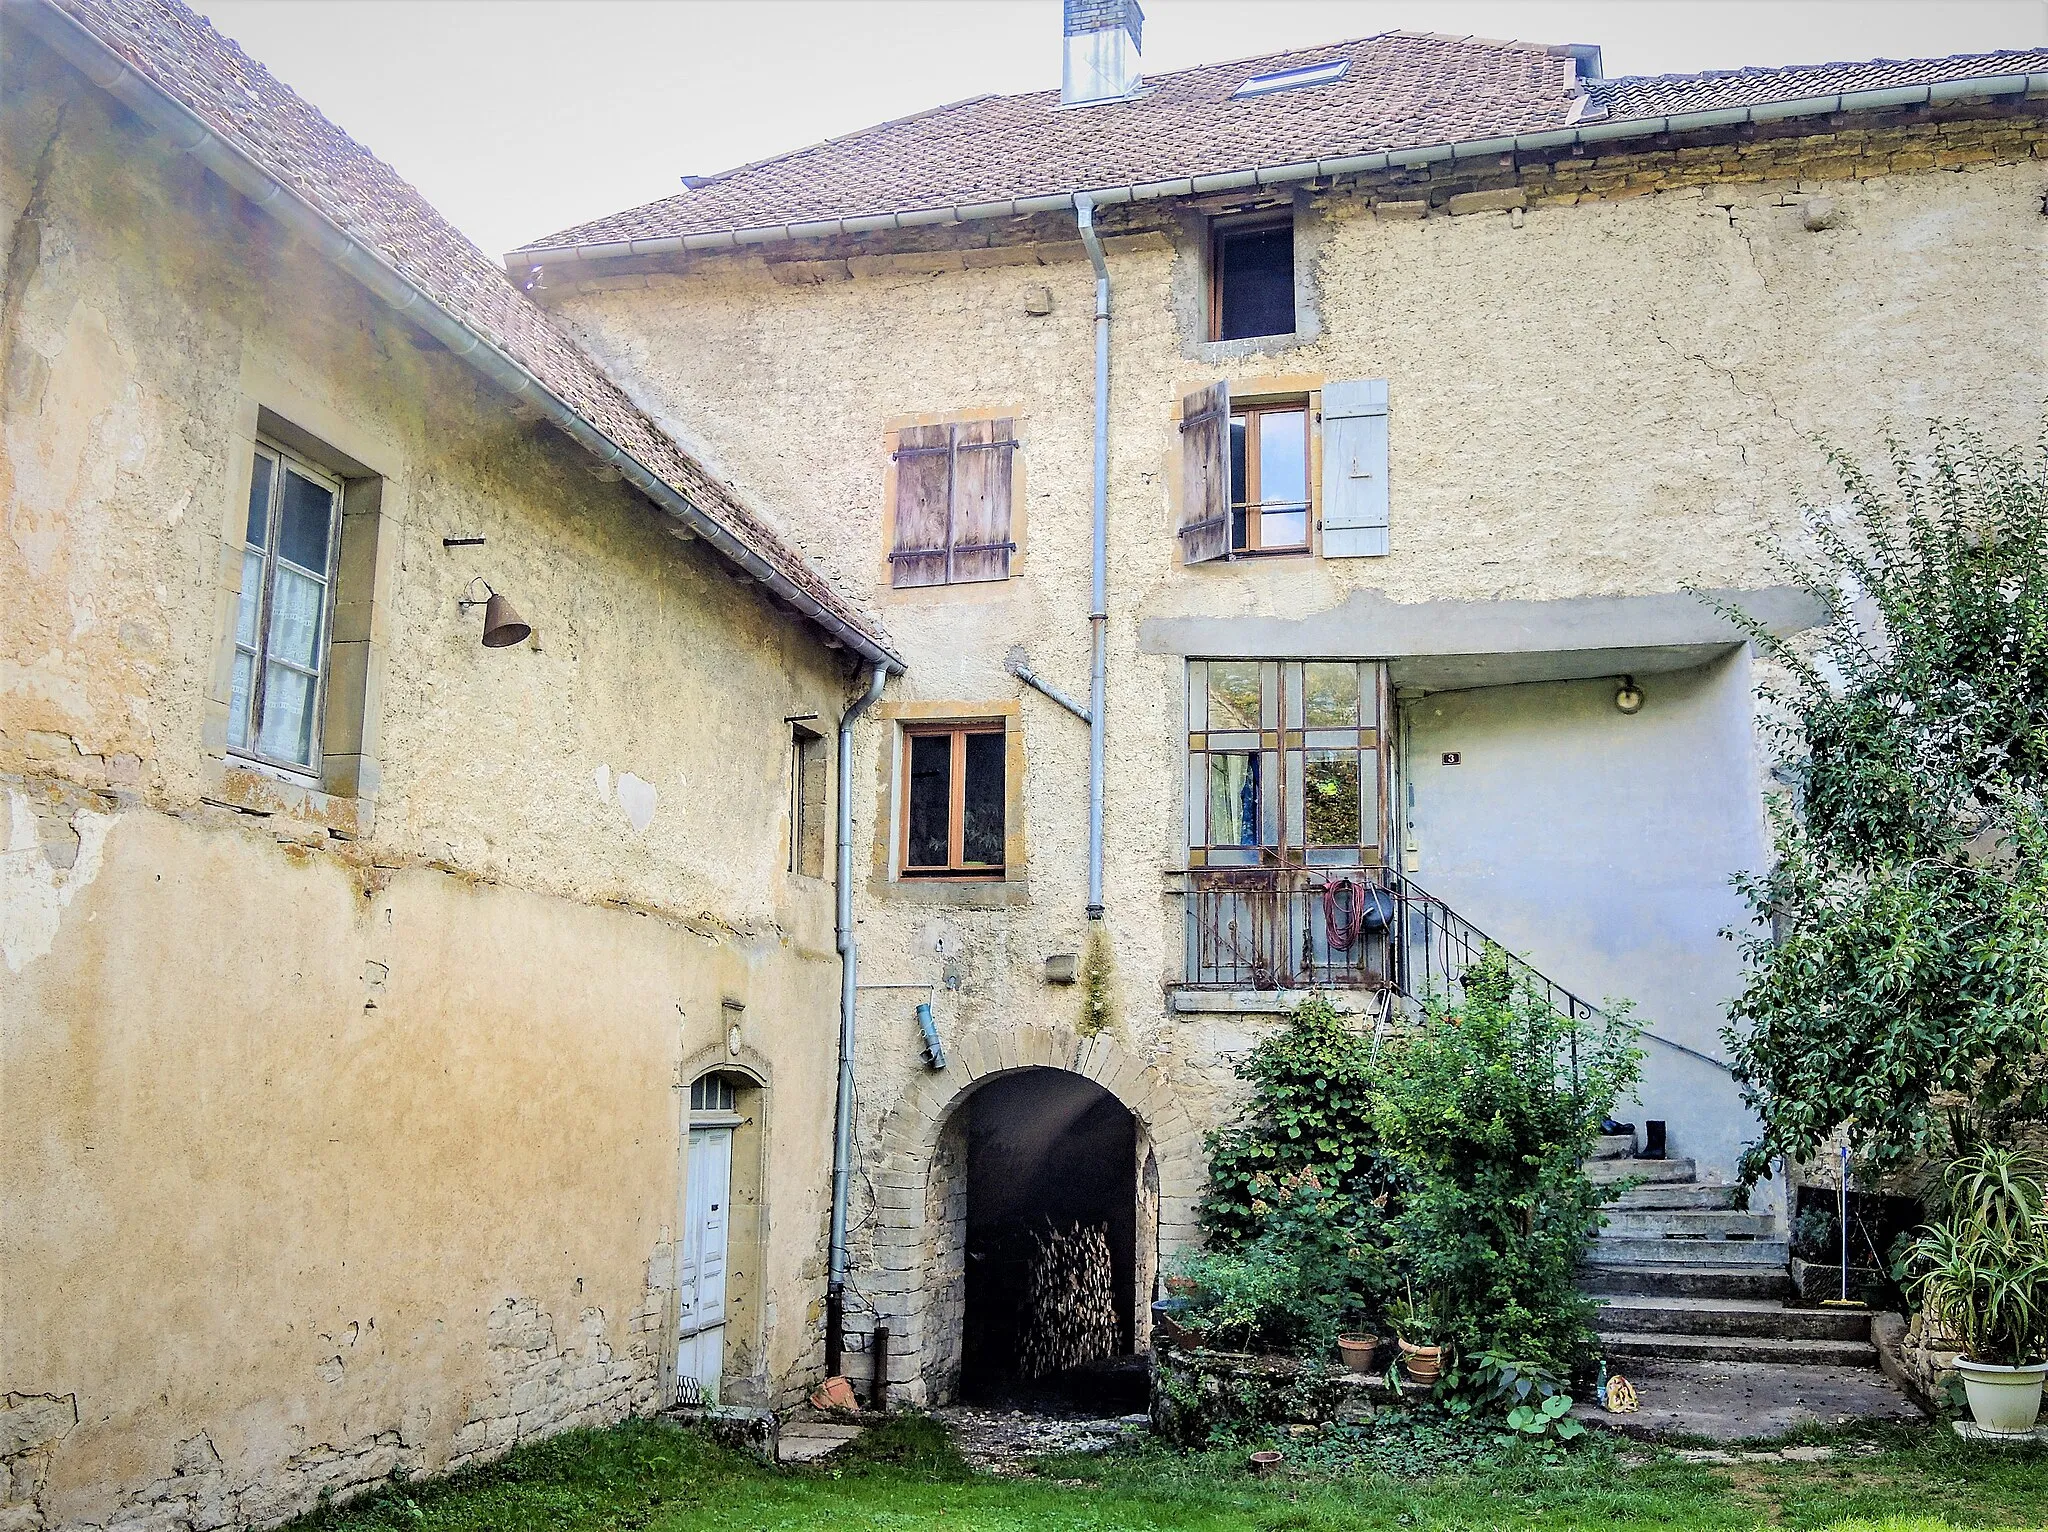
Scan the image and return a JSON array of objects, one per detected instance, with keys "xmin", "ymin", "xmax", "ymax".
[
  {"xmin": 860, "ymin": 1021, "xmax": 1207, "ymax": 1407},
  {"xmin": 667, "ymin": 1045, "xmax": 775, "ymax": 1406}
]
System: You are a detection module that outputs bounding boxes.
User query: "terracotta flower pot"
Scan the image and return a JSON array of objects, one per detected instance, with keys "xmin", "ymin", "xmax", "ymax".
[
  {"xmin": 1337, "ymin": 1333, "xmax": 1379, "ymax": 1373},
  {"xmin": 1248, "ymin": 1450, "xmax": 1283, "ymax": 1475},
  {"xmin": 1398, "ymin": 1338, "xmax": 1443, "ymax": 1384}
]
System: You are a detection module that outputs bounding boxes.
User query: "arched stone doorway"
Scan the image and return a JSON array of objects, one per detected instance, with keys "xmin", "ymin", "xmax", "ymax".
[{"xmin": 861, "ymin": 1022, "xmax": 1205, "ymax": 1408}]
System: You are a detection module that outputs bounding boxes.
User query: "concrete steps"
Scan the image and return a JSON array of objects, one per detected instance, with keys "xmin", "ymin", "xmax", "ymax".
[
  {"xmin": 1580, "ymin": 1262, "xmax": 1794, "ymax": 1299},
  {"xmin": 1602, "ymin": 1208, "xmax": 1780, "ymax": 1239},
  {"xmin": 1579, "ymin": 1149, "xmax": 1880, "ymax": 1372},
  {"xmin": 1600, "ymin": 1331, "xmax": 1878, "ymax": 1367},
  {"xmin": 1584, "ymin": 1156, "xmax": 1696, "ymax": 1187},
  {"xmin": 1591, "ymin": 1235, "xmax": 1790, "ymax": 1266},
  {"xmin": 1594, "ymin": 1294, "xmax": 1873, "ymax": 1342},
  {"xmin": 1608, "ymin": 1181, "xmax": 1740, "ymax": 1211}
]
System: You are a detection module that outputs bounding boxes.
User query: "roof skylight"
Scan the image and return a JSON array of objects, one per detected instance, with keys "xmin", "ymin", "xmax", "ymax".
[{"xmin": 1233, "ymin": 58, "xmax": 1350, "ymax": 98}]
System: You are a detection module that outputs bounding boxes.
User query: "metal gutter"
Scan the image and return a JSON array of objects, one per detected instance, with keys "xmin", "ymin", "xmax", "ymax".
[
  {"xmin": 827, "ymin": 661, "xmax": 890, "ymax": 1378},
  {"xmin": 1076, "ymin": 193, "xmax": 1110, "ymax": 922},
  {"xmin": 21, "ymin": 0, "xmax": 902, "ymax": 676},
  {"xmin": 508, "ymin": 70, "xmax": 2048, "ymax": 268}
]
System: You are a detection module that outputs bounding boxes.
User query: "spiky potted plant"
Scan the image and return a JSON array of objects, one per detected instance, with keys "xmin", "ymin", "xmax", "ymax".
[{"xmin": 1906, "ymin": 1149, "xmax": 2048, "ymax": 1436}]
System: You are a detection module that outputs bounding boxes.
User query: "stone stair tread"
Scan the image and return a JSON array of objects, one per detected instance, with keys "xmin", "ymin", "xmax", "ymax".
[
  {"xmin": 1603, "ymin": 1210, "xmax": 1777, "ymax": 1234},
  {"xmin": 1591, "ymin": 1294, "xmax": 1874, "ymax": 1341},
  {"xmin": 1606, "ymin": 1183, "xmax": 1742, "ymax": 1211},
  {"xmin": 1595, "ymin": 1294, "xmax": 1797, "ymax": 1313},
  {"xmin": 1592, "ymin": 1236, "xmax": 1789, "ymax": 1265},
  {"xmin": 1584, "ymin": 1157, "xmax": 1695, "ymax": 1185},
  {"xmin": 1579, "ymin": 1263, "xmax": 1795, "ymax": 1299},
  {"xmin": 1599, "ymin": 1330, "xmax": 1879, "ymax": 1366}
]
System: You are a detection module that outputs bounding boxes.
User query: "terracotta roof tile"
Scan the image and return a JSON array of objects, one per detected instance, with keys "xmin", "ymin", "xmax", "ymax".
[
  {"xmin": 518, "ymin": 34, "xmax": 2047, "ymax": 253},
  {"xmin": 47, "ymin": 0, "xmax": 897, "ymax": 665}
]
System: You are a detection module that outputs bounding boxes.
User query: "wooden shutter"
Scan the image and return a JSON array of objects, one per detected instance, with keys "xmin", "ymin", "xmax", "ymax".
[
  {"xmin": 890, "ymin": 424, "xmax": 953, "ymax": 587},
  {"xmin": 1318, "ymin": 378, "xmax": 1389, "ymax": 558},
  {"xmin": 948, "ymin": 417, "xmax": 1015, "ymax": 583},
  {"xmin": 1178, "ymin": 381, "xmax": 1230, "ymax": 564}
]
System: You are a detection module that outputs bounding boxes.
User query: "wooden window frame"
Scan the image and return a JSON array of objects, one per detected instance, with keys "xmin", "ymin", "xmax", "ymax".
[
  {"xmin": 1185, "ymin": 660, "xmax": 1391, "ymax": 869},
  {"xmin": 1230, "ymin": 400, "xmax": 1313, "ymax": 556},
  {"xmin": 898, "ymin": 721, "xmax": 1006, "ymax": 879},
  {"xmin": 1207, "ymin": 211, "xmax": 1296, "ymax": 344},
  {"xmin": 230, "ymin": 437, "xmax": 344, "ymax": 778}
]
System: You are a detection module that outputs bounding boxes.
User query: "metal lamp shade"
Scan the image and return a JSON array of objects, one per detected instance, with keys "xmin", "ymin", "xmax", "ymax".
[{"xmin": 480, "ymin": 591, "xmax": 531, "ymax": 648}]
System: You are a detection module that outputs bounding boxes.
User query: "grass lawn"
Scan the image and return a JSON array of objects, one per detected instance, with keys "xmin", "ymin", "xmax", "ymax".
[{"xmin": 301, "ymin": 1413, "xmax": 2048, "ymax": 1532}]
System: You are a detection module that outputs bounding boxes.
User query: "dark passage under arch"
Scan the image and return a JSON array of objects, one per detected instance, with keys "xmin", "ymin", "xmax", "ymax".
[{"xmin": 960, "ymin": 1069, "xmax": 1139, "ymax": 1406}]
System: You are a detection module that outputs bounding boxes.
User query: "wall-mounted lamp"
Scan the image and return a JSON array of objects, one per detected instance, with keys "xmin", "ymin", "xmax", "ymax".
[
  {"xmin": 457, "ymin": 577, "xmax": 531, "ymax": 649},
  {"xmin": 1615, "ymin": 676, "xmax": 1644, "ymax": 715}
]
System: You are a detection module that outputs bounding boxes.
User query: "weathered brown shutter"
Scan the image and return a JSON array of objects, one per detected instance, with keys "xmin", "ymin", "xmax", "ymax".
[
  {"xmin": 1178, "ymin": 381, "xmax": 1230, "ymax": 564},
  {"xmin": 890, "ymin": 424, "xmax": 953, "ymax": 588},
  {"xmin": 948, "ymin": 417, "xmax": 1016, "ymax": 583}
]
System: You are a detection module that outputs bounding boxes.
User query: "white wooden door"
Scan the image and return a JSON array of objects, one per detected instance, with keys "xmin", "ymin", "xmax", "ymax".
[{"xmin": 677, "ymin": 1125, "xmax": 733, "ymax": 1401}]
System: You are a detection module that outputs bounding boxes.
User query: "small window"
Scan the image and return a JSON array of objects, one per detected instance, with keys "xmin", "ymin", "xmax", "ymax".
[
  {"xmin": 690, "ymin": 1074, "xmax": 738, "ymax": 1114},
  {"xmin": 1234, "ymin": 59, "xmax": 1350, "ymax": 98},
  {"xmin": 900, "ymin": 723, "xmax": 1005, "ymax": 878},
  {"xmin": 230, "ymin": 440, "xmax": 342, "ymax": 774},
  {"xmin": 1210, "ymin": 215, "xmax": 1294, "ymax": 342},
  {"xmin": 1229, "ymin": 401, "xmax": 1311, "ymax": 555},
  {"xmin": 789, "ymin": 724, "xmax": 828, "ymax": 878},
  {"xmin": 888, "ymin": 418, "xmax": 1018, "ymax": 588}
]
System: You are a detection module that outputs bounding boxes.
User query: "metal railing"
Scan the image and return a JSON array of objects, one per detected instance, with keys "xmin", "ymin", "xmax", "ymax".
[
  {"xmin": 1179, "ymin": 867, "xmax": 1734, "ymax": 1077},
  {"xmin": 1183, "ymin": 867, "xmax": 1397, "ymax": 992}
]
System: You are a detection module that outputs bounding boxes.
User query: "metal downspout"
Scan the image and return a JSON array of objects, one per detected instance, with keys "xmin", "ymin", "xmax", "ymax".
[
  {"xmin": 1077, "ymin": 194, "xmax": 1110, "ymax": 920},
  {"xmin": 827, "ymin": 661, "xmax": 889, "ymax": 1374}
]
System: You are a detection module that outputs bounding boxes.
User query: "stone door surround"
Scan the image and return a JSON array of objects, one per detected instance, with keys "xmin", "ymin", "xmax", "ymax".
[{"xmin": 859, "ymin": 1019, "xmax": 1206, "ymax": 1405}]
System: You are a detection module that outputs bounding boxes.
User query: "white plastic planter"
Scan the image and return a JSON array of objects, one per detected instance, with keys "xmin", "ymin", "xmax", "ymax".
[{"xmin": 1955, "ymin": 1358, "xmax": 2048, "ymax": 1436}]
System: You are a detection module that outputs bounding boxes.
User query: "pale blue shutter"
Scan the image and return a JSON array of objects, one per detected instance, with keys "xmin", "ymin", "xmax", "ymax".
[{"xmin": 1319, "ymin": 379, "xmax": 1389, "ymax": 558}]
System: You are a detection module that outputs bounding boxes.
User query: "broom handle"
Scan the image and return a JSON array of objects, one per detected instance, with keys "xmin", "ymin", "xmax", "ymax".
[{"xmin": 1839, "ymin": 1144, "xmax": 1850, "ymax": 1304}]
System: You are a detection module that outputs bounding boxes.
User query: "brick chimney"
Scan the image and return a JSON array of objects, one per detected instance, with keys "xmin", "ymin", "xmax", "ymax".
[{"xmin": 1062, "ymin": 0, "xmax": 1143, "ymax": 106}]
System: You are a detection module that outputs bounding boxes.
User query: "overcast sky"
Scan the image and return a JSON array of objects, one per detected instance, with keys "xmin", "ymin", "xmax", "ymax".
[{"xmin": 192, "ymin": 0, "xmax": 2046, "ymax": 262}]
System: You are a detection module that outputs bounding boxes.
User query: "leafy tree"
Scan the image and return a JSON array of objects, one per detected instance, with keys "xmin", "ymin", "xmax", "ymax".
[{"xmin": 1721, "ymin": 430, "xmax": 2048, "ymax": 1181}]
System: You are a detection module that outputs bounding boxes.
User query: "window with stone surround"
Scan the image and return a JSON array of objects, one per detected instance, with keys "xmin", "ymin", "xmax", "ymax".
[
  {"xmin": 789, "ymin": 723, "xmax": 828, "ymax": 878},
  {"xmin": 206, "ymin": 398, "xmax": 395, "ymax": 815}
]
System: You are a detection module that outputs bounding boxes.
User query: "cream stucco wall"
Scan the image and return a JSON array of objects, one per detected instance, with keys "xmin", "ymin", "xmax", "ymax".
[
  {"xmin": 3, "ymin": 41, "xmax": 856, "ymax": 1527},
  {"xmin": 546, "ymin": 127, "xmax": 2048, "ymax": 1396}
]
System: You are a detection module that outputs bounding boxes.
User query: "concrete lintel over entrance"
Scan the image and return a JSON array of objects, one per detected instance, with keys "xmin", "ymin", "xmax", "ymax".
[{"xmin": 1137, "ymin": 586, "xmax": 1825, "ymax": 690}]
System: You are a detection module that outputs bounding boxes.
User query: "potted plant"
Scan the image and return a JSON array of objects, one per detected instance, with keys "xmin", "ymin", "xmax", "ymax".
[
  {"xmin": 1387, "ymin": 1288, "xmax": 1445, "ymax": 1385},
  {"xmin": 1336, "ymin": 1331, "xmax": 1380, "ymax": 1373},
  {"xmin": 1906, "ymin": 1149, "xmax": 2048, "ymax": 1436}
]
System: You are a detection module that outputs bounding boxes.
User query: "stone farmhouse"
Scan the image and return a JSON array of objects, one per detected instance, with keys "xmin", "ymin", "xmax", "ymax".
[{"xmin": 3, "ymin": 0, "xmax": 2044, "ymax": 1523}]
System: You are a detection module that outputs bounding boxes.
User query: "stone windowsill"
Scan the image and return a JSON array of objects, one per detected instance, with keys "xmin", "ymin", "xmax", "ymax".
[{"xmin": 1169, "ymin": 987, "xmax": 1385, "ymax": 1017}]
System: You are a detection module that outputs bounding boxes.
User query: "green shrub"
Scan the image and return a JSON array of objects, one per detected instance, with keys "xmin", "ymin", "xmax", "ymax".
[
  {"xmin": 1191, "ymin": 976, "xmax": 1640, "ymax": 1384},
  {"xmin": 1371, "ymin": 953, "xmax": 1643, "ymax": 1376}
]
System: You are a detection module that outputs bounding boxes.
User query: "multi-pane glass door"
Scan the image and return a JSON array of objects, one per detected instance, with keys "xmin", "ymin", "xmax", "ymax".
[{"xmin": 1185, "ymin": 659, "xmax": 1388, "ymax": 868}]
